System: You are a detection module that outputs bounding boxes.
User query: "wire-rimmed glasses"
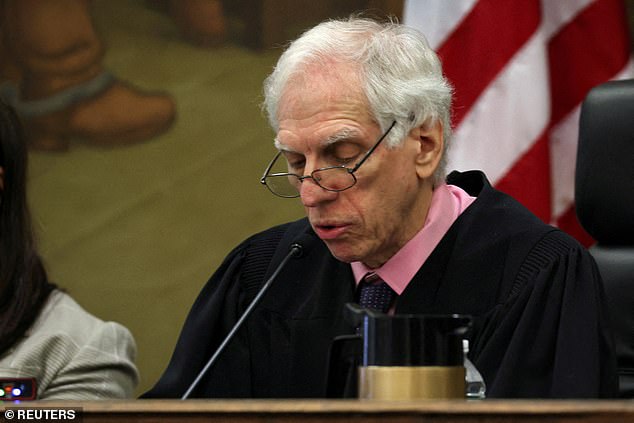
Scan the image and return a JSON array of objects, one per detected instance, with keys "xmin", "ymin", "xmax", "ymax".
[{"xmin": 260, "ymin": 121, "xmax": 396, "ymax": 198}]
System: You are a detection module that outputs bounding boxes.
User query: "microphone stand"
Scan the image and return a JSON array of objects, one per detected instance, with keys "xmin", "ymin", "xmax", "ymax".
[{"xmin": 181, "ymin": 243, "xmax": 304, "ymax": 399}]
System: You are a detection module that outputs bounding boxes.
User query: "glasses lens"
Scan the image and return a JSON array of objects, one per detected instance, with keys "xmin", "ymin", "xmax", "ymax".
[
  {"xmin": 313, "ymin": 167, "xmax": 356, "ymax": 191},
  {"xmin": 265, "ymin": 174, "xmax": 300, "ymax": 197},
  {"xmin": 263, "ymin": 152, "xmax": 301, "ymax": 197}
]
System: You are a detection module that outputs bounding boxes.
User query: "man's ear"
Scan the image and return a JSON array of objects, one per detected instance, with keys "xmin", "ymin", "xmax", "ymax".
[{"xmin": 410, "ymin": 120, "xmax": 444, "ymax": 180}]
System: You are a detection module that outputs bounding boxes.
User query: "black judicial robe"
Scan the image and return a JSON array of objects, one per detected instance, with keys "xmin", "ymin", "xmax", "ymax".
[{"xmin": 144, "ymin": 171, "xmax": 617, "ymax": 399}]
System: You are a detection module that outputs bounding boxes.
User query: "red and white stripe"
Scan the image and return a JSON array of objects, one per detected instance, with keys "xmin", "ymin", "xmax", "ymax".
[{"xmin": 404, "ymin": 0, "xmax": 632, "ymax": 245}]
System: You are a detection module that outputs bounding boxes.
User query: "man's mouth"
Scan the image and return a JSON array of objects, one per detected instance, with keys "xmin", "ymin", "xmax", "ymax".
[{"xmin": 313, "ymin": 222, "xmax": 350, "ymax": 240}]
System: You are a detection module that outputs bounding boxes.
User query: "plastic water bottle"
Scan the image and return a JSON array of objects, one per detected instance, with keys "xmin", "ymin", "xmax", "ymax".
[{"xmin": 463, "ymin": 339, "xmax": 486, "ymax": 399}]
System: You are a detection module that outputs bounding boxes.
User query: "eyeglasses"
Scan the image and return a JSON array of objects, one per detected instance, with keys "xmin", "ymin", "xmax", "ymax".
[{"xmin": 260, "ymin": 121, "xmax": 396, "ymax": 198}]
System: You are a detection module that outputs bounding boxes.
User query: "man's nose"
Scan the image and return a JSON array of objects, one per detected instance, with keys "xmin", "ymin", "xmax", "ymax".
[{"xmin": 299, "ymin": 176, "xmax": 337, "ymax": 207}]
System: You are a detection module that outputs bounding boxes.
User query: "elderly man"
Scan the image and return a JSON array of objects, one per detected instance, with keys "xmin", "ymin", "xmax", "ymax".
[{"xmin": 145, "ymin": 17, "xmax": 616, "ymax": 399}]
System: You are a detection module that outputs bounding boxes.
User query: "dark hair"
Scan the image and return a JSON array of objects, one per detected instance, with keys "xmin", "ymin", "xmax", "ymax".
[{"xmin": 0, "ymin": 101, "xmax": 55, "ymax": 355}]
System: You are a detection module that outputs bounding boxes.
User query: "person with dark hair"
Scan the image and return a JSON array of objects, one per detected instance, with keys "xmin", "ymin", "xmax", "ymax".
[{"xmin": 0, "ymin": 101, "xmax": 138, "ymax": 399}]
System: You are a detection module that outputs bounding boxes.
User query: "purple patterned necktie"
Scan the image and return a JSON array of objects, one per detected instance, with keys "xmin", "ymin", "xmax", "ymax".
[{"xmin": 357, "ymin": 273, "xmax": 395, "ymax": 314}]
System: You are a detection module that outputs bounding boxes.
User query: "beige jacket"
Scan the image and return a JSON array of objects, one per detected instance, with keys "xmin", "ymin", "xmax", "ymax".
[{"xmin": 0, "ymin": 290, "xmax": 138, "ymax": 399}]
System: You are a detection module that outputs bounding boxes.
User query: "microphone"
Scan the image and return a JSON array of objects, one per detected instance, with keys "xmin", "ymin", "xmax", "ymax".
[{"xmin": 181, "ymin": 233, "xmax": 314, "ymax": 399}]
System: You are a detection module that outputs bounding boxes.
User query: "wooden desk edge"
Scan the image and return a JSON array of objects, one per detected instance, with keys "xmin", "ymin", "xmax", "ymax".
[{"xmin": 10, "ymin": 399, "xmax": 634, "ymax": 415}]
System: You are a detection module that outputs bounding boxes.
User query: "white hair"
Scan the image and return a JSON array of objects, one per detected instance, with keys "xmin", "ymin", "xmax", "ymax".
[{"xmin": 263, "ymin": 17, "xmax": 454, "ymax": 185}]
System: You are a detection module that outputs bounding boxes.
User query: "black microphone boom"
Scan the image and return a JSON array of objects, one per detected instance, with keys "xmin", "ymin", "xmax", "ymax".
[{"xmin": 181, "ymin": 238, "xmax": 308, "ymax": 399}]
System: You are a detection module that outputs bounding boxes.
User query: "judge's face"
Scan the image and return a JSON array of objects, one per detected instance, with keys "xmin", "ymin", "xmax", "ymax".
[{"xmin": 275, "ymin": 63, "xmax": 441, "ymax": 268}]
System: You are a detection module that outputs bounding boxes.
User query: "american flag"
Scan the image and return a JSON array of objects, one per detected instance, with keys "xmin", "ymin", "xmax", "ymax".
[{"xmin": 404, "ymin": 0, "xmax": 632, "ymax": 246}]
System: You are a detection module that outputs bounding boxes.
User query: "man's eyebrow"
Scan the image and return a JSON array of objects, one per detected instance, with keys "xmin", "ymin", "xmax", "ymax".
[
  {"xmin": 323, "ymin": 128, "xmax": 360, "ymax": 146},
  {"xmin": 274, "ymin": 137, "xmax": 294, "ymax": 152},
  {"xmin": 273, "ymin": 128, "xmax": 362, "ymax": 151}
]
